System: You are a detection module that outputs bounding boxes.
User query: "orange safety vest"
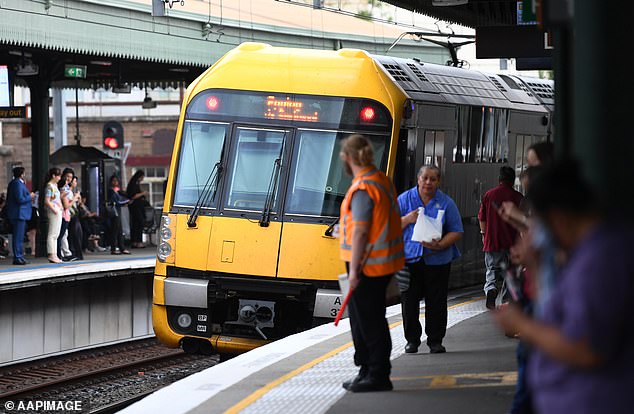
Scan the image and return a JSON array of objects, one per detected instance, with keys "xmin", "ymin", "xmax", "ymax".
[{"xmin": 339, "ymin": 166, "xmax": 405, "ymax": 276}]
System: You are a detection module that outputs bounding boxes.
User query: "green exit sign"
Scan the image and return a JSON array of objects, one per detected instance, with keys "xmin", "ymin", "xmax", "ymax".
[{"xmin": 64, "ymin": 65, "xmax": 87, "ymax": 79}]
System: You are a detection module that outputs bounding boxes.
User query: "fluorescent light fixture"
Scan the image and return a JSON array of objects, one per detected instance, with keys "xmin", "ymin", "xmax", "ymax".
[{"xmin": 432, "ymin": 0, "xmax": 468, "ymax": 5}]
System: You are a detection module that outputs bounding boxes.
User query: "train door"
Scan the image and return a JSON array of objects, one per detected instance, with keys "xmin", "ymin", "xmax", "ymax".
[{"xmin": 206, "ymin": 126, "xmax": 291, "ymax": 277}]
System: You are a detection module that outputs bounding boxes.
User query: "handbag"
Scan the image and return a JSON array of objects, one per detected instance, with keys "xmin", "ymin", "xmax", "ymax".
[{"xmin": 105, "ymin": 202, "xmax": 118, "ymax": 218}]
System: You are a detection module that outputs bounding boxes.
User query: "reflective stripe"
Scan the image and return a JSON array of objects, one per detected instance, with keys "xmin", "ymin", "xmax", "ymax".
[
  {"xmin": 365, "ymin": 250, "xmax": 405, "ymax": 265},
  {"xmin": 373, "ymin": 236, "xmax": 402, "ymax": 251}
]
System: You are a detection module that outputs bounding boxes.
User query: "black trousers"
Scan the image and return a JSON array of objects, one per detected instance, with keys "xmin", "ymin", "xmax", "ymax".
[
  {"xmin": 128, "ymin": 202, "xmax": 145, "ymax": 243},
  {"xmin": 109, "ymin": 215, "xmax": 125, "ymax": 252},
  {"xmin": 68, "ymin": 216, "xmax": 83, "ymax": 260},
  {"xmin": 401, "ymin": 260, "xmax": 451, "ymax": 346},
  {"xmin": 57, "ymin": 219, "xmax": 69, "ymax": 258},
  {"xmin": 347, "ymin": 265, "xmax": 392, "ymax": 380}
]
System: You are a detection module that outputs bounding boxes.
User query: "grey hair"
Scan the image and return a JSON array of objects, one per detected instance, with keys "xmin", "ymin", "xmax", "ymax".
[{"xmin": 417, "ymin": 165, "xmax": 441, "ymax": 179}]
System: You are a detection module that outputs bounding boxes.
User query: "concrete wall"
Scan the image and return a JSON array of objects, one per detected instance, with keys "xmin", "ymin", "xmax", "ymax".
[{"xmin": 0, "ymin": 272, "xmax": 154, "ymax": 365}]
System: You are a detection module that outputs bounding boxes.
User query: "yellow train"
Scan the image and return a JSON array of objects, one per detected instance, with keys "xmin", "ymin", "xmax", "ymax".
[{"xmin": 153, "ymin": 43, "xmax": 552, "ymax": 354}]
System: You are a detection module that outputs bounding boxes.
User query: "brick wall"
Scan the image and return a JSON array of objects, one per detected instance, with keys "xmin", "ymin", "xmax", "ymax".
[{"xmin": 0, "ymin": 117, "xmax": 177, "ymax": 193}]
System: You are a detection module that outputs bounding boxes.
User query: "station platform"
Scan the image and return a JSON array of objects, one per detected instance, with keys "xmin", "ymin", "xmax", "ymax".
[
  {"xmin": 0, "ymin": 249, "xmax": 155, "ymax": 290},
  {"xmin": 121, "ymin": 289, "xmax": 517, "ymax": 414}
]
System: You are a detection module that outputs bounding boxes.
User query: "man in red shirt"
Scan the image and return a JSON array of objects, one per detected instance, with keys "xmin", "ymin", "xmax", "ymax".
[{"xmin": 478, "ymin": 166, "xmax": 523, "ymax": 309}]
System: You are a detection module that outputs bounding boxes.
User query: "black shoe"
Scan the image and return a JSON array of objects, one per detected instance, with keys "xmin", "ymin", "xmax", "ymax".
[
  {"xmin": 343, "ymin": 367, "xmax": 368, "ymax": 390},
  {"xmin": 429, "ymin": 343, "xmax": 446, "ymax": 354},
  {"xmin": 62, "ymin": 256, "xmax": 78, "ymax": 262},
  {"xmin": 347, "ymin": 377, "xmax": 393, "ymax": 393},
  {"xmin": 404, "ymin": 342, "xmax": 419, "ymax": 354},
  {"xmin": 486, "ymin": 289, "xmax": 498, "ymax": 310},
  {"xmin": 12, "ymin": 258, "xmax": 28, "ymax": 265}
]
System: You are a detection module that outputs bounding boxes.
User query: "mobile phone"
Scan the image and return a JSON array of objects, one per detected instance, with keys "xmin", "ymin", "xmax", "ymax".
[
  {"xmin": 501, "ymin": 263, "xmax": 520, "ymax": 302},
  {"xmin": 491, "ymin": 200, "xmax": 500, "ymax": 209}
]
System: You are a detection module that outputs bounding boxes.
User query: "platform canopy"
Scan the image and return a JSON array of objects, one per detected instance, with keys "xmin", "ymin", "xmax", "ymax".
[{"xmin": 378, "ymin": 0, "xmax": 518, "ymax": 28}]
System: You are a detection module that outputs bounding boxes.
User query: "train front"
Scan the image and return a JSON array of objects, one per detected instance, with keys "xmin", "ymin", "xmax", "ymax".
[{"xmin": 152, "ymin": 43, "xmax": 407, "ymax": 354}]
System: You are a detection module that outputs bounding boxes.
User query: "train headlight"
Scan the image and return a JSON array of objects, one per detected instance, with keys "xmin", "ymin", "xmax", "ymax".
[
  {"xmin": 157, "ymin": 213, "xmax": 176, "ymax": 263},
  {"xmin": 160, "ymin": 227, "xmax": 172, "ymax": 240},
  {"xmin": 177, "ymin": 313, "xmax": 192, "ymax": 329}
]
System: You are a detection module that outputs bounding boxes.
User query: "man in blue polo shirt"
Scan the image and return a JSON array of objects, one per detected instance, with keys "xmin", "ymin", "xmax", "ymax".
[{"xmin": 398, "ymin": 165, "xmax": 463, "ymax": 354}]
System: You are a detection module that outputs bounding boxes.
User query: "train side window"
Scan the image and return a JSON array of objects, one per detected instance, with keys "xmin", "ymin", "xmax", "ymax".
[{"xmin": 454, "ymin": 106, "xmax": 508, "ymax": 164}]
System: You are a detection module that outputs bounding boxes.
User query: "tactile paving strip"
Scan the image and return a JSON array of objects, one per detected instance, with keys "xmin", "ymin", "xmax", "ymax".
[{"xmin": 241, "ymin": 299, "xmax": 485, "ymax": 414}]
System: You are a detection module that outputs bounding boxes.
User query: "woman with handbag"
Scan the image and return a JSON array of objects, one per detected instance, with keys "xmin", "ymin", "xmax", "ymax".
[
  {"xmin": 107, "ymin": 175, "xmax": 130, "ymax": 255},
  {"xmin": 44, "ymin": 168, "xmax": 63, "ymax": 263},
  {"xmin": 126, "ymin": 170, "xmax": 149, "ymax": 248}
]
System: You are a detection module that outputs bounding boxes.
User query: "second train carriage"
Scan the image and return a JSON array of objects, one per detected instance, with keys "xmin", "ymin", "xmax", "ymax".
[{"xmin": 153, "ymin": 43, "xmax": 552, "ymax": 354}]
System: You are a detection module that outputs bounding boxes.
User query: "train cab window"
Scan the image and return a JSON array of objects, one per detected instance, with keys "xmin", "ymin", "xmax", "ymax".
[
  {"xmin": 173, "ymin": 121, "xmax": 228, "ymax": 207},
  {"xmin": 423, "ymin": 130, "xmax": 445, "ymax": 168},
  {"xmin": 285, "ymin": 131, "xmax": 389, "ymax": 217},
  {"xmin": 224, "ymin": 128, "xmax": 286, "ymax": 211}
]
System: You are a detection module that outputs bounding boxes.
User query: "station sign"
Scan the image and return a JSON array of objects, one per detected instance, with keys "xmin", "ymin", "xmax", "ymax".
[
  {"xmin": 64, "ymin": 65, "xmax": 87, "ymax": 79},
  {"xmin": 0, "ymin": 106, "xmax": 26, "ymax": 118}
]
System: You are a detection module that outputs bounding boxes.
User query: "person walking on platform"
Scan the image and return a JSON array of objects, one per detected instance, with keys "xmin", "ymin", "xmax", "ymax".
[
  {"xmin": 479, "ymin": 166, "xmax": 524, "ymax": 309},
  {"xmin": 44, "ymin": 168, "xmax": 63, "ymax": 263},
  {"xmin": 126, "ymin": 170, "xmax": 149, "ymax": 248},
  {"xmin": 493, "ymin": 159, "xmax": 634, "ymax": 414},
  {"xmin": 6, "ymin": 167, "xmax": 33, "ymax": 265},
  {"xmin": 339, "ymin": 134, "xmax": 404, "ymax": 393},
  {"xmin": 398, "ymin": 165, "xmax": 463, "ymax": 354}
]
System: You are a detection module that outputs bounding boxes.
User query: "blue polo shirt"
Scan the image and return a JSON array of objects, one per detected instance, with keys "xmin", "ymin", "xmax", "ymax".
[{"xmin": 398, "ymin": 187, "xmax": 463, "ymax": 265}]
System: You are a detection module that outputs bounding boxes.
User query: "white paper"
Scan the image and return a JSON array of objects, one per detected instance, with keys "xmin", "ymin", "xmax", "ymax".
[{"xmin": 411, "ymin": 207, "xmax": 444, "ymax": 243}]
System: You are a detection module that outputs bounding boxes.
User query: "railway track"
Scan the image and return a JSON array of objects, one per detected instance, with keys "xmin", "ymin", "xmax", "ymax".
[{"xmin": 0, "ymin": 338, "xmax": 219, "ymax": 413}]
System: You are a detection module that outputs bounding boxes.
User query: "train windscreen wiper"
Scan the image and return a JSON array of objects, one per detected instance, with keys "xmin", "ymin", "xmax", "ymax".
[
  {"xmin": 259, "ymin": 145, "xmax": 284, "ymax": 228},
  {"xmin": 324, "ymin": 217, "xmax": 339, "ymax": 237},
  {"xmin": 187, "ymin": 161, "xmax": 223, "ymax": 228}
]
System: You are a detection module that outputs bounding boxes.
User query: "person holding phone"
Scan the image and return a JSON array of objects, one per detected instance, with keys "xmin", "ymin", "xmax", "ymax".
[{"xmin": 478, "ymin": 166, "xmax": 524, "ymax": 309}]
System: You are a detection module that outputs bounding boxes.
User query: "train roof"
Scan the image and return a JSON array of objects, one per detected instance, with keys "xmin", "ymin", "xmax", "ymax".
[{"xmin": 371, "ymin": 55, "xmax": 552, "ymax": 114}]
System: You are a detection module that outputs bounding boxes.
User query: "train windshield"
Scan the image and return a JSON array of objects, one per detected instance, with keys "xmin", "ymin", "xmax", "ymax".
[
  {"xmin": 173, "ymin": 121, "xmax": 228, "ymax": 207},
  {"xmin": 285, "ymin": 131, "xmax": 389, "ymax": 217},
  {"xmin": 224, "ymin": 128, "xmax": 287, "ymax": 211}
]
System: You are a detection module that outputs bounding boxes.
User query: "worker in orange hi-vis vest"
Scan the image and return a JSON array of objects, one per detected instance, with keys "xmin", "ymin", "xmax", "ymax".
[{"xmin": 338, "ymin": 134, "xmax": 404, "ymax": 393}]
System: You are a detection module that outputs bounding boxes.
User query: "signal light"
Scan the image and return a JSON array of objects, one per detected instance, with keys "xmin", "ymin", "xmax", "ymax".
[
  {"xmin": 360, "ymin": 106, "xmax": 376, "ymax": 122},
  {"xmin": 104, "ymin": 137, "xmax": 119, "ymax": 149},
  {"xmin": 102, "ymin": 121, "xmax": 124, "ymax": 151},
  {"xmin": 206, "ymin": 96, "xmax": 219, "ymax": 111}
]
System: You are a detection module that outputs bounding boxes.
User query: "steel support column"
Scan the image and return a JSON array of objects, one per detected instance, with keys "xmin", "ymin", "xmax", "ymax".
[
  {"xmin": 573, "ymin": 1, "xmax": 634, "ymax": 216},
  {"xmin": 25, "ymin": 67, "xmax": 51, "ymax": 257}
]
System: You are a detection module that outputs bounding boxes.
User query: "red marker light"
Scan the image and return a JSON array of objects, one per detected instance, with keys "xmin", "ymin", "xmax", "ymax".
[
  {"xmin": 104, "ymin": 137, "xmax": 119, "ymax": 149},
  {"xmin": 206, "ymin": 96, "xmax": 219, "ymax": 111},
  {"xmin": 360, "ymin": 106, "xmax": 376, "ymax": 122}
]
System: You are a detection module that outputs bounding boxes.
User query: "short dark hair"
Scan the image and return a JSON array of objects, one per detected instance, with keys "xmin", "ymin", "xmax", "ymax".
[
  {"xmin": 527, "ymin": 159, "xmax": 597, "ymax": 217},
  {"xmin": 12, "ymin": 166, "xmax": 25, "ymax": 179},
  {"xmin": 499, "ymin": 166, "xmax": 515, "ymax": 184},
  {"xmin": 528, "ymin": 141, "xmax": 554, "ymax": 166}
]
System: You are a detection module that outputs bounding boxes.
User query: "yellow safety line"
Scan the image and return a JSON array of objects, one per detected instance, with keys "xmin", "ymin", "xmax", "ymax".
[{"xmin": 224, "ymin": 297, "xmax": 483, "ymax": 414}]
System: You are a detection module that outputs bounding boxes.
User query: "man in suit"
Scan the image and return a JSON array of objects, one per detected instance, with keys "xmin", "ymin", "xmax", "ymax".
[{"xmin": 6, "ymin": 167, "xmax": 33, "ymax": 265}]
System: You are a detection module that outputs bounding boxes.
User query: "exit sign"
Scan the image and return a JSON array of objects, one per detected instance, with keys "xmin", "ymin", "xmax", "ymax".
[{"xmin": 64, "ymin": 65, "xmax": 87, "ymax": 79}]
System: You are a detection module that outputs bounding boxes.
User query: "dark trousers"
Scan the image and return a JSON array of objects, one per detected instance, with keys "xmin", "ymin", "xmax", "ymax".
[
  {"xmin": 129, "ymin": 202, "xmax": 144, "ymax": 243},
  {"xmin": 109, "ymin": 216, "xmax": 125, "ymax": 252},
  {"xmin": 401, "ymin": 261, "xmax": 451, "ymax": 346},
  {"xmin": 10, "ymin": 219, "xmax": 26, "ymax": 261},
  {"xmin": 68, "ymin": 216, "xmax": 84, "ymax": 260},
  {"xmin": 57, "ymin": 219, "xmax": 69, "ymax": 258},
  {"xmin": 347, "ymin": 269, "xmax": 393, "ymax": 380}
]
